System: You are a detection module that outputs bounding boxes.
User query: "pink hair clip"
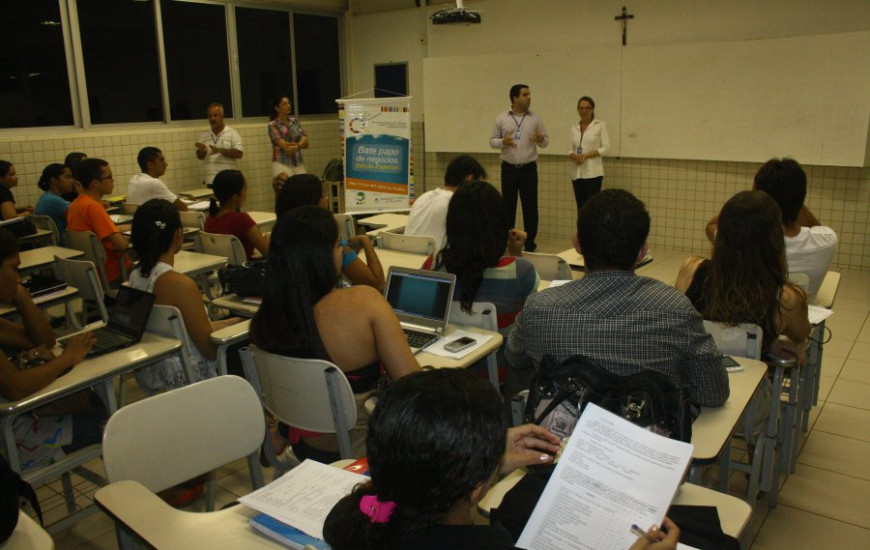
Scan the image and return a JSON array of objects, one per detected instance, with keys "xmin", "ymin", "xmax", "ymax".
[{"xmin": 359, "ymin": 494, "xmax": 397, "ymax": 524}]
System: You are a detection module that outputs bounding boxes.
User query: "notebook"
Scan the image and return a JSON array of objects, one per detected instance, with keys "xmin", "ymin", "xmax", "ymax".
[
  {"xmin": 85, "ymin": 286, "xmax": 156, "ymax": 357},
  {"xmin": 383, "ymin": 266, "xmax": 456, "ymax": 353}
]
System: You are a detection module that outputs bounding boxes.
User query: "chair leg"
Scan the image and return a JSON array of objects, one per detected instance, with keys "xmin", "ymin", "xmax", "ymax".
[{"xmin": 60, "ymin": 472, "xmax": 77, "ymax": 513}]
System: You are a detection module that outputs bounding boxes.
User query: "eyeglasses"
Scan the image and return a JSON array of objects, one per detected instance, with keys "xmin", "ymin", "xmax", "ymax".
[{"xmin": 99, "ymin": 175, "xmax": 115, "ymax": 181}]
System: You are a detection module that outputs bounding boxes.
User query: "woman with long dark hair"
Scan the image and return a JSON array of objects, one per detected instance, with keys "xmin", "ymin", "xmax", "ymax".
[
  {"xmin": 324, "ymin": 369, "xmax": 675, "ymax": 550},
  {"xmin": 129, "ymin": 199, "xmax": 242, "ymax": 393},
  {"xmin": 0, "ymin": 160, "xmax": 33, "ymax": 221},
  {"xmin": 423, "ymin": 181, "xmax": 538, "ymax": 363},
  {"xmin": 676, "ymin": 190, "xmax": 811, "ymax": 361},
  {"xmin": 251, "ymin": 206, "xmax": 419, "ymax": 462},
  {"xmin": 275, "ymin": 173, "xmax": 385, "ymax": 290},
  {"xmin": 204, "ymin": 169, "xmax": 269, "ymax": 260}
]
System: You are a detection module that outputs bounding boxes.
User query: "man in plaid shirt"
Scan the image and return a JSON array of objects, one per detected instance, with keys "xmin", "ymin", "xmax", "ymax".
[{"xmin": 505, "ymin": 189, "xmax": 729, "ymax": 407}]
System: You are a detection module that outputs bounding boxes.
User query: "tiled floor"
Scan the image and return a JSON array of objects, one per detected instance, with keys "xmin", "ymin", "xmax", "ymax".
[{"xmin": 37, "ymin": 241, "xmax": 870, "ymax": 549}]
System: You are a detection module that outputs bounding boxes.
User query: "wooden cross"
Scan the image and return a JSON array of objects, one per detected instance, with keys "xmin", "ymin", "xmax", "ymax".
[{"xmin": 614, "ymin": 6, "xmax": 634, "ymax": 46}]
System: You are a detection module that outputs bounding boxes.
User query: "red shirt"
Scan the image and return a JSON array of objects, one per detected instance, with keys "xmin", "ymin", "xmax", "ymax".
[{"xmin": 204, "ymin": 211, "xmax": 257, "ymax": 260}]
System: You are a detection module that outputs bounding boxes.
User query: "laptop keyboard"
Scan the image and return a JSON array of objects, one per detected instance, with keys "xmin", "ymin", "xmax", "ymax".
[
  {"xmin": 404, "ymin": 329, "xmax": 437, "ymax": 350},
  {"xmin": 93, "ymin": 330, "xmax": 131, "ymax": 350}
]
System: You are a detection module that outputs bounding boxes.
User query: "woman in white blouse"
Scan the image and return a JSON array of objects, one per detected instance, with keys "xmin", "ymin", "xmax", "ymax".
[{"xmin": 568, "ymin": 96, "xmax": 610, "ymax": 214}]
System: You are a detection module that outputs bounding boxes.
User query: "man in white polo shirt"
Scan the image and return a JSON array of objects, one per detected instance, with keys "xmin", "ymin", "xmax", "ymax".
[{"xmin": 195, "ymin": 102, "xmax": 243, "ymax": 185}]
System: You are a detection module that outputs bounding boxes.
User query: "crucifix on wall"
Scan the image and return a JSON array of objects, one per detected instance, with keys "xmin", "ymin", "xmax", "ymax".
[{"xmin": 614, "ymin": 5, "xmax": 634, "ymax": 46}]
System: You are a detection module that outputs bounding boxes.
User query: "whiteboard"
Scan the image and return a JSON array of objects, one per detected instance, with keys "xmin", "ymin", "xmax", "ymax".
[
  {"xmin": 620, "ymin": 31, "xmax": 870, "ymax": 165},
  {"xmin": 422, "ymin": 48, "xmax": 623, "ymax": 156},
  {"xmin": 423, "ymin": 32, "xmax": 870, "ymax": 166}
]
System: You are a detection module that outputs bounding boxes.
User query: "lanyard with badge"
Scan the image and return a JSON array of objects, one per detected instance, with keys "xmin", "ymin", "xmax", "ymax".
[{"xmin": 508, "ymin": 112, "xmax": 527, "ymax": 140}]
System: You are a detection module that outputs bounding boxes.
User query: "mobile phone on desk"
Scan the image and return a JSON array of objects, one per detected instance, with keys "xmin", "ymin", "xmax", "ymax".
[
  {"xmin": 444, "ymin": 336, "xmax": 476, "ymax": 353},
  {"xmin": 721, "ymin": 355, "xmax": 743, "ymax": 372}
]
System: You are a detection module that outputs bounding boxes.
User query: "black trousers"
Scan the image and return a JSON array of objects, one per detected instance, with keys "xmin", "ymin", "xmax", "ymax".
[
  {"xmin": 571, "ymin": 176, "xmax": 603, "ymax": 214},
  {"xmin": 501, "ymin": 161, "xmax": 538, "ymax": 246}
]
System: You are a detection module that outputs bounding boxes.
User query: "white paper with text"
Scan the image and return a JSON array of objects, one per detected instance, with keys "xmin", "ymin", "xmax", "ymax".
[
  {"xmin": 238, "ymin": 459, "xmax": 365, "ymax": 539},
  {"xmin": 517, "ymin": 403, "xmax": 693, "ymax": 550}
]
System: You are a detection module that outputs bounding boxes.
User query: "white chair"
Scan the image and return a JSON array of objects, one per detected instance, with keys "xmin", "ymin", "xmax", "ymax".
[
  {"xmin": 334, "ymin": 213, "xmax": 356, "ymax": 242},
  {"xmin": 449, "ymin": 301, "xmax": 499, "ymax": 389},
  {"xmin": 52, "ymin": 256, "xmax": 109, "ymax": 328},
  {"xmin": 179, "ymin": 210, "xmax": 205, "ymax": 230},
  {"xmin": 64, "ymin": 230, "xmax": 117, "ymax": 298},
  {"xmin": 197, "ymin": 231, "xmax": 246, "ymax": 266},
  {"xmin": 522, "ymin": 252, "xmax": 572, "ymax": 281},
  {"xmin": 240, "ymin": 346, "xmax": 357, "ymax": 473},
  {"xmin": 703, "ymin": 321, "xmax": 797, "ymax": 508},
  {"xmin": 101, "ymin": 376, "xmax": 265, "ymax": 549},
  {"xmin": 376, "ymin": 231, "xmax": 436, "ymax": 255},
  {"xmin": 29, "ymin": 214, "xmax": 59, "ymax": 245}
]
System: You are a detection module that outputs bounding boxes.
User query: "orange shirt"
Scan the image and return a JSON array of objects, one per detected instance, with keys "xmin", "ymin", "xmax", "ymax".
[{"xmin": 67, "ymin": 194, "xmax": 124, "ymax": 283}]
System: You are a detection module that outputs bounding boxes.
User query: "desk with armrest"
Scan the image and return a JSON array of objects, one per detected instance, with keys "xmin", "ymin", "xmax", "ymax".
[
  {"xmin": 0, "ymin": 286, "xmax": 79, "ymax": 318},
  {"xmin": 356, "ymin": 212, "xmax": 409, "ymax": 236},
  {"xmin": 19, "ymin": 246, "xmax": 84, "ymax": 275}
]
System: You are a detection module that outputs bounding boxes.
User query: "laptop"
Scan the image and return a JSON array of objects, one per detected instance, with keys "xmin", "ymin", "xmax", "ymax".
[
  {"xmin": 85, "ymin": 286, "xmax": 156, "ymax": 358},
  {"xmin": 384, "ymin": 267, "xmax": 456, "ymax": 353}
]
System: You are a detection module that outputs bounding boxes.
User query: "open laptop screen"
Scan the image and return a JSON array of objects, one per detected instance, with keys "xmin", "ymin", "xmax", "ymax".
[
  {"xmin": 108, "ymin": 286, "xmax": 156, "ymax": 337},
  {"xmin": 385, "ymin": 268, "xmax": 454, "ymax": 324}
]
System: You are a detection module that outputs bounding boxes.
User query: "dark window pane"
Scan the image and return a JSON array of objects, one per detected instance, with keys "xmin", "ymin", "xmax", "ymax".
[
  {"xmin": 77, "ymin": 0, "xmax": 162, "ymax": 123},
  {"xmin": 293, "ymin": 14, "xmax": 341, "ymax": 115},
  {"xmin": 161, "ymin": 0, "xmax": 231, "ymax": 120},
  {"xmin": 0, "ymin": 1, "xmax": 73, "ymax": 128},
  {"xmin": 236, "ymin": 7, "xmax": 292, "ymax": 118}
]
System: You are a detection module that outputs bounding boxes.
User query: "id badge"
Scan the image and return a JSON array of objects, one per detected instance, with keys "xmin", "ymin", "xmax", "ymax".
[
  {"xmin": 514, "ymin": 131, "xmax": 521, "ymax": 140},
  {"xmin": 576, "ymin": 145, "xmax": 583, "ymax": 154}
]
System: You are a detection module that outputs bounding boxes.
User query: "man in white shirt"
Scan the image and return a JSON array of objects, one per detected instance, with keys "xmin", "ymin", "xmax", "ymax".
[
  {"xmin": 195, "ymin": 102, "xmax": 244, "ymax": 185},
  {"xmin": 128, "ymin": 147, "xmax": 187, "ymax": 211},
  {"xmin": 405, "ymin": 155, "xmax": 486, "ymax": 251},
  {"xmin": 706, "ymin": 157, "xmax": 837, "ymax": 300}
]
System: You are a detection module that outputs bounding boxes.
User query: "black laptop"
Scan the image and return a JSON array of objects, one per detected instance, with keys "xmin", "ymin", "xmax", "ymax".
[{"xmin": 85, "ymin": 286, "xmax": 156, "ymax": 357}]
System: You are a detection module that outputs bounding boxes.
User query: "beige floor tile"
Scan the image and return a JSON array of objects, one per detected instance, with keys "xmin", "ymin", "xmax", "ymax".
[
  {"xmin": 827, "ymin": 379, "xmax": 870, "ymax": 410},
  {"xmin": 778, "ymin": 464, "xmax": 870, "ymax": 529},
  {"xmin": 849, "ymin": 340, "xmax": 870, "ymax": 360},
  {"xmin": 798, "ymin": 430, "xmax": 870, "ymax": 481},
  {"xmin": 751, "ymin": 504, "xmax": 870, "ymax": 549},
  {"xmin": 835, "ymin": 298, "xmax": 870, "ymax": 314},
  {"xmin": 814, "ymin": 403, "xmax": 870, "ymax": 443},
  {"xmin": 817, "ymin": 374, "xmax": 837, "ymax": 402},
  {"xmin": 216, "ymin": 465, "xmax": 259, "ymax": 498},
  {"xmin": 858, "ymin": 321, "xmax": 870, "ymax": 343},
  {"xmin": 839, "ymin": 357, "xmax": 870, "ymax": 384},
  {"xmin": 823, "ymin": 337, "xmax": 854, "ymax": 358},
  {"xmin": 818, "ymin": 353, "xmax": 846, "ymax": 380},
  {"xmin": 825, "ymin": 310, "xmax": 868, "ymax": 340},
  {"xmin": 85, "ymin": 530, "xmax": 121, "ymax": 550},
  {"xmin": 52, "ymin": 509, "xmax": 116, "ymax": 550}
]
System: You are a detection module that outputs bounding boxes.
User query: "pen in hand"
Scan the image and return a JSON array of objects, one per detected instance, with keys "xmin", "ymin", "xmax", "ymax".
[{"xmin": 630, "ymin": 523, "xmax": 657, "ymax": 543}]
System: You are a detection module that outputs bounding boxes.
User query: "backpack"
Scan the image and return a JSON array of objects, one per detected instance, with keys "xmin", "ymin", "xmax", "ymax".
[
  {"xmin": 523, "ymin": 354, "xmax": 697, "ymax": 442},
  {"xmin": 1, "ymin": 456, "xmax": 42, "ymax": 543},
  {"xmin": 321, "ymin": 158, "xmax": 344, "ymax": 183}
]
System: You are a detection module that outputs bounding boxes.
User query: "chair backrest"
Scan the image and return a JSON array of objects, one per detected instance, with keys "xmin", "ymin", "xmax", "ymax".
[
  {"xmin": 240, "ymin": 346, "xmax": 357, "ymax": 459},
  {"xmin": 522, "ymin": 252, "xmax": 572, "ymax": 281},
  {"xmin": 145, "ymin": 304, "xmax": 197, "ymax": 384},
  {"xmin": 121, "ymin": 202, "xmax": 140, "ymax": 215},
  {"xmin": 703, "ymin": 321, "xmax": 763, "ymax": 360},
  {"xmin": 334, "ymin": 213, "xmax": 355, "ymax": 242},
  {"xmin": 197, "ymin": 231, "xmax": 246, "ymax": 266},
  {"xmin": 179, "ymin": 210, "xmax": 205, "ymax": 230},
  {"xmin": 29, "ymin": 214, "xmax": 59, "ymax": 245},
  {"xmin": 64, "ymin": 230, "xmax": 111, "ymax": 294},
  {"xmin": 102, "ymin": 375, "xmax": 264, "ymax": 493},
  {"xmin": 448, "ymin": 301, "xmax": 498, "ymax": 332},
  {"xmin": 53, "ymin": 256, "xmax": 109, "ymax": 325},
  {"xmin": 376, "ymin": 231, "xmax": 436, "ymax": 255}
]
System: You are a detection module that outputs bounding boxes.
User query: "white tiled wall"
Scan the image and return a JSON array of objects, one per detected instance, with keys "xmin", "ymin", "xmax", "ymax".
[{"xmin": 2, "ymin": 119, "xmax": 868, "ymax": 270}]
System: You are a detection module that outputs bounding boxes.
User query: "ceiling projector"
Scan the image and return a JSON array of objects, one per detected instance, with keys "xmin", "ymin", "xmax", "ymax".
[{"xmin": 431, "ymin": 1, "xmax": 481, "ymax": 25}]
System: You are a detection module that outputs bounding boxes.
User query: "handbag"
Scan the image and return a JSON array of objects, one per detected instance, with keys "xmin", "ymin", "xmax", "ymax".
[
  {"xmin": 218, "ymin": 259, "xmax": 267, "ymax": 297},
  {"xmin": 524, "ymin": 354, "xmax": 697, "ymax": 443}
]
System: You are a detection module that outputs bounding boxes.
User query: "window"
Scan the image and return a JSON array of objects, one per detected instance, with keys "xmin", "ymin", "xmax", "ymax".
[
  {"xmin": 235, "ymin": 6, "xmax": 293, "ymax": 118},
  {"xmin": 77, "ymin": 0, "xmax": 163, "ymax": 123},
  {"xmin": 293, "ymin": 14, "xmax": 341, "ymax": 114},
  {"xmin": 0, "ymin": 0, "xmax": 73, "ymax": 128},
  {"xmin": 161, "ymin": 0, "xmax": 232, "ymax": 120}
]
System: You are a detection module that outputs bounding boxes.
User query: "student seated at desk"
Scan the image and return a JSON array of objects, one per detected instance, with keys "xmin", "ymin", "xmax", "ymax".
[
  {"xmin": 324, "ymin": 369, "xmax": 676, "ymax": 550},
  {"xmin": 68, "ymin": 158, "xmax": 131, "ymax": 287},
  {"xmin": 34, "ymin": 163, "xmax": 74, "ymax": 238},
  {"xmin": 129, "ymin": 200, "xmax": 242, "ymax": 393},
  {"xmin": 204, "ymin": 169, "xmax": 268, "ymax": 261},
  {"xmin": 275, "ymin": 174, "xmax": 385, "ymax": 290},
  {"xmin": 251, "ymin": 206, "xmax": 420, "ymax": 463},
  {"xmin": 676, "ymin": 190, "xmax": 811, "ymax": 364},
  {"xmin": 0, "ymin": 229, "xmax": 103, "ymax": 471},
  {"xmin": 421, "ymin": 181, "xmax": 539, "ymax": 369},
  {"xmin": 0, "ymin": 161, "xmax": 33, "ymax": 221}
]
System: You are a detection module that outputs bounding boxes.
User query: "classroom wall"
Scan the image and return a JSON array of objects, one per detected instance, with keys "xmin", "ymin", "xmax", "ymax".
[{"xmin": 348, "ymin": 0, "xmax": 870, "ymax": 270}]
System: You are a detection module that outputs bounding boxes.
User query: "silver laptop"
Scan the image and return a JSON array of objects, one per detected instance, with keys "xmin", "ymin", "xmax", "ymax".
[{"xmin": 384, "ymin": 267, "xmax": 456, "ymax": 353}]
